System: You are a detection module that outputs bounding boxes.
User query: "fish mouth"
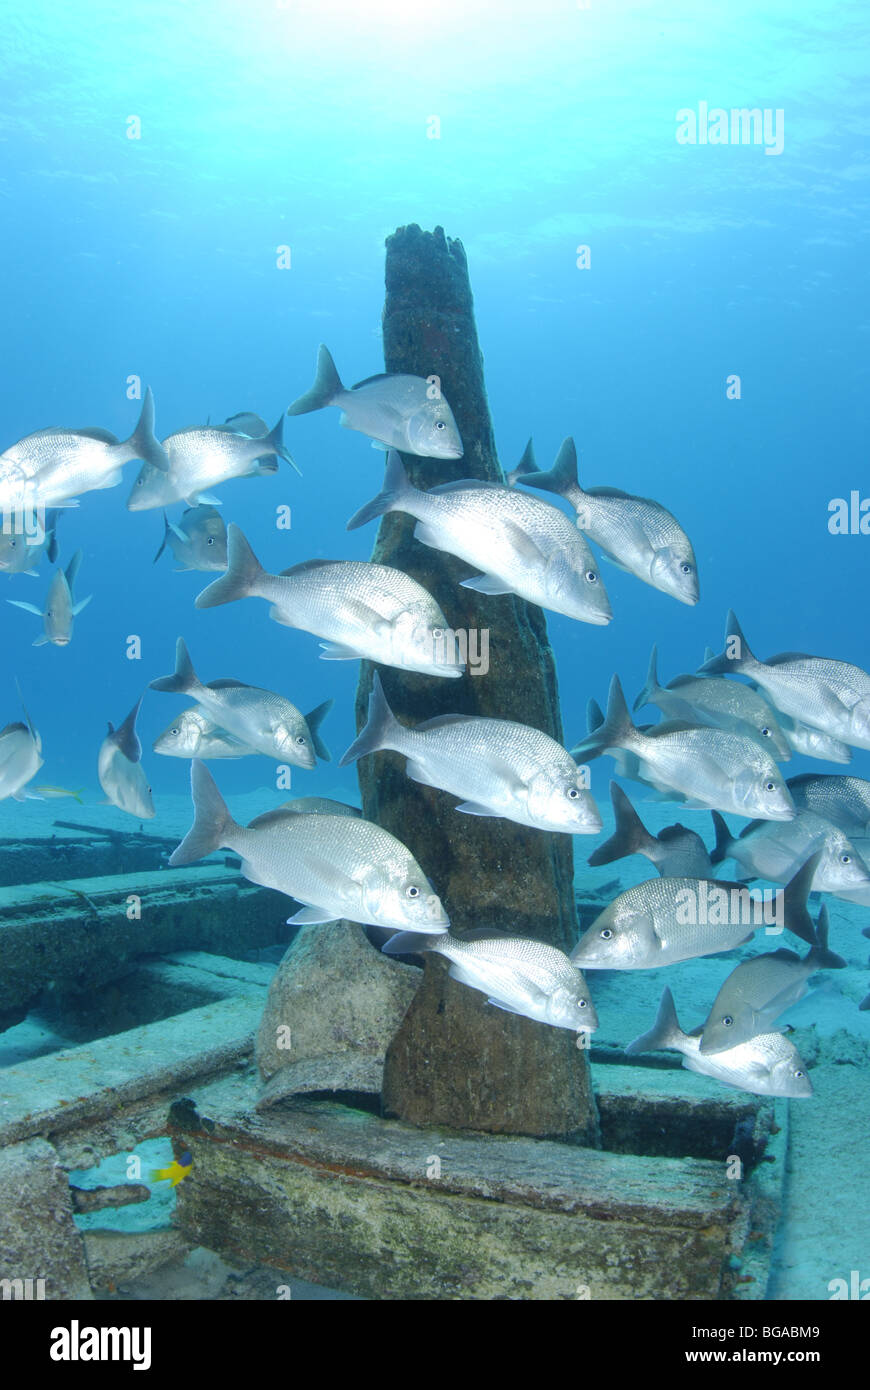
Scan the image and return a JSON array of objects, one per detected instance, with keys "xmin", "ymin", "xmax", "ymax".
[{"xmin": 286, "ymin": 748, "xmax": 316, "ymax": 770}]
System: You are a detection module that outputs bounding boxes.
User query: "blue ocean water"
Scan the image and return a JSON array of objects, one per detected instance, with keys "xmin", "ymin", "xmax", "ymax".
[
  {"xmin": 2, "ymin": 0, "xmax": 869, "ymax": 1306},
  {"xmin": 2, "ymin": 0, "xmax": 867, "ymax": 799}
]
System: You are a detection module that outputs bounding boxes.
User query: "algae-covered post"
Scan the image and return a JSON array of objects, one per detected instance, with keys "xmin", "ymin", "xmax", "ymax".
[{"xmin": 353, "ymin": 223, "xmax": 599, "ymax": 1141}]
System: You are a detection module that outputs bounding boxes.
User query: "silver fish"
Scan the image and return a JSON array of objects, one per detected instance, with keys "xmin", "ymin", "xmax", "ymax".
[
  {"xmin": 625, "ymin": 987, "xmax": 813, "ymax": 1098},
  {"xmin": 636, "ymin": 644, "xmax": 790, "ymax": 759},
  {"xmin": 570, "ymin": 855, "xmax": 818, "ymax": 970},
  {"xmin": 0, "ymin": 691, "xmax": 44, "ymax": 802},
  {"xmin": 702, "ymin": 610, "xmax": 870, "ymax": 752},
  {"xmin": 347, "ymin": 451, "xmax": 612, "ymax": 625},
  {"xmin": 170, "ymin": 760, "xmax": 449, "ymax": 933},
  {"xmin": 128, "ymin": 414, "xmax": 299, "ymax": 511},
  {"xmin": 288, "ymin": 345, "xmax": 463, "ymax": 459},
  {"xmin": 340, "ymin": 672, "xmax": 601, "ymax": 834},
  {"xmin": 588, "ymin": 782, "xmax": 715, "ymax": 877},
  {"xmin": 777, "ymin": 714, "xmax": 852, "ymax": 765},
  {"xmin": 383, "ymin": 930, "xmax": 597, "ymax": 1032},
  {"xmin": 0, "ymin": 509, "xmax": 60, "ymax": 575},
  {"xmin": 787, "ymin": 774, "xmax": 870, "ymax": 839},
  {"xmin": 572, "ymin": 675, "xmax": 795, "ymax": 821},
  {"xmin": 508, "ymin": 438, "xmax": 698, "ymax": 606},
  {"xmin": 8, "ymin": 549, "xmax": 91, "ymax": 647},
  {"xmin": 97, "ymin": 697, "xmax": 155, "ymax": 819},
  {"xmin": 0, "ymin": 388, "xmax": 168, "ymax": 510},
  {"xmin": 248, "ymin": 797, "xmax": 361, "ymax": 825},
  {"xmin": 698, "ymin": 905, "xmax": 845, "ymax": 1055},
  {"xmin": 153, "ymin": 706, "xmax": 258, "ymax": 760},
  {"xmin": 215, "ymin": 412, "xmax": 270, "ymax": 437},
  {"xmin": 700, "ymin": 646, "xmax": 852, "ymax": 764},
  {"xmin": 153, "ymin": 505, "xmax": 228, "ymax": 572},
  {"xmin": 149, "ymin": 640, "xmax": 332, "ymax": 768},
  {"xmin": 195, "ymin": 524, "xmax": 465, "ymax": 678},
  {"xmin": 710, "ymin": 808, "xmax": 870, "ymax": 897}
]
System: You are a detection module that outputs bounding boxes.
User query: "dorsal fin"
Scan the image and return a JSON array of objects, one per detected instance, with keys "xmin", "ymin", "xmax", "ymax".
[{"xmin": 278, "ymin": 559, "xmax": 339, "ymax": 577}]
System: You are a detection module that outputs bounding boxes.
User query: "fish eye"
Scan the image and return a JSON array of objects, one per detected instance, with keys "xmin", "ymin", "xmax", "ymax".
[
  {"xmin": 765, "ymin": 781, "xmax": 775, "ymax": 791},
  {"xmin": 680, "ymin": 562, "xmax": 693, "ymax": 575},
  {"xmin": 296, "ymin": 735, "xmax": 307, "ymax": 745},
  {"xmin": 794, "ymin": 1069, "xmax": 804, "ymax": 1079},
  {"xmin": 842, "ymin": 854, "xmax": 851, "ymax": 864},
  {"xmin": 585, "ymin": 570, "xmax": 598, "ymax": 584},
  {"xmin": 567, "ymin": 787, "xmax": 580, "ymax": 799},
  {"xmin": 761, "ymin": 727, "xmax": 771, "ymax": 737},
  {"xmin": 722, "ymin": 1016, "xmax": 733, "ymax": 1027},
  {"xmin": 600, "ymin": 928, "xmax": 612, "ymax": 939},
  {"xmin": 578, "ymin": 998, "xmax": 588, "ymax": 1008},
  {"xmin": 435, "ymin": 420, "xmax": 445, "ymax": 430},
  {"xmin": 171, "ymin": 727, "xmax": 179, "ymax": 736},
  {"xmin": 207, "ymin": 536, "xmax": 215, "ymax": 545},
  {"xmin": 406, "ymin": 885, "xmax": 420, "ymax": 898}
]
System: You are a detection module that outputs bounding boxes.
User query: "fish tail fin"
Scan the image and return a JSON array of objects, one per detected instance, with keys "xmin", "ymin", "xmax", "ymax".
[
  {"xmin": 64, "ymin": 548, "xmax": 82, "ymax": 592},
  {"xmin": 304, "ymin": 698, "xmax": 334, "ymax": 762},
  {"xmin": 699, "ymin": 610, "xmax": 755, "ymax": 675},
  {"xmin": 588, "ymin": 783, "xmax": 654, "ymax": 867},
  {"xmin": 113, "ymin": 696, "xmax": 144, "ymax": 762},
  {"xmin": 125, "ymin": 386, "xmax": 170, "ymax": 473},
  {"xmin": 569, "ymin": 698, "xmax": 604, "ymax": 761},
  {"xmin": 149, "ymin": 636, "xmax": 203, "ymax": 697},
  {"xmin": 153, "ymin": 511, "xmax": 171, "ymax": 564},
  {"xmin": 45, "ymin": 511, "xmax": 60, "ymax": 564},
  {"xmin": 571, "ymin": 674, "xmax": 635, "ymax": 760},
  {"xmin": 264, "ymin": 414, "xmax": 302, "ymax": 476},
  {"xmin": 169, "ymin": 760, "xmax": 239, "ymax": 866},
  {"xmin": 505, "ymin": 438, "xmax": 536, "ymax": 488},
  {"xmin": 511, "ymin": 436, "xmax": 581, "ymax": 503},
  {"xmin": 287, "ymin": 344, "xmax": 343, "ymax": 416},
  {"xmin": 807, "ymin": 903, "xmax": 847, "ymax": 970},
  {"xmin": 633, "ymin": 644, "xmax": 662, "ymax": 713},
  {"xmin": 381, "ymin": 931, "xmax": 442, "ymax": 956},
  {"xmin": 195, "ymin": 524, "xmax": 265, "ymax": 610},
  {"xmin": 625, "ymin": 986, "xmax": 683, "ymax": 1056},
  {"xmin": 710, "ymin": 811, "xmax": 735, "ymax": 865},
  {"xmin": 346, "ymin": 450, "xmax": 414, "ymax": 530},
  {"xmin": 783, "ymin": 850, "xmax": 823, "ymax": 947},
  {"xmin": 339, "ymin": 671, "xmax": 404, "ymax": 767}
]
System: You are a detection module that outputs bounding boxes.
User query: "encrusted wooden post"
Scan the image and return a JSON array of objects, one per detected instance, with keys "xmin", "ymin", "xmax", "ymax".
[{"xmin": 353, "ymin": 224, "xmax": 599, "ymax": 1142}]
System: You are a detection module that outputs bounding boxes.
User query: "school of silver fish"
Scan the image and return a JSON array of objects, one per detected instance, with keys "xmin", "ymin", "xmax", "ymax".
[{"xmin": 1, "ymin": 348, "xmax": 867, "ymax": 1100}]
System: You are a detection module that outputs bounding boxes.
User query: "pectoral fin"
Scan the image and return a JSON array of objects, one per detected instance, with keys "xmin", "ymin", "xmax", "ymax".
[{"xmin": 459, "ymin": 575, "xmax": 516, "ymax": 596}]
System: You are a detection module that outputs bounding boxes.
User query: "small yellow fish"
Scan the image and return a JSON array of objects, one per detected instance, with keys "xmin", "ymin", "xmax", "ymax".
[
  {"xmin": 150, "ymin": 1151, "xmax": 192, "ymax": 1188},
  {"xmin": 33, "ymin": 785, "xmax": 85, "ymax": 803}
]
